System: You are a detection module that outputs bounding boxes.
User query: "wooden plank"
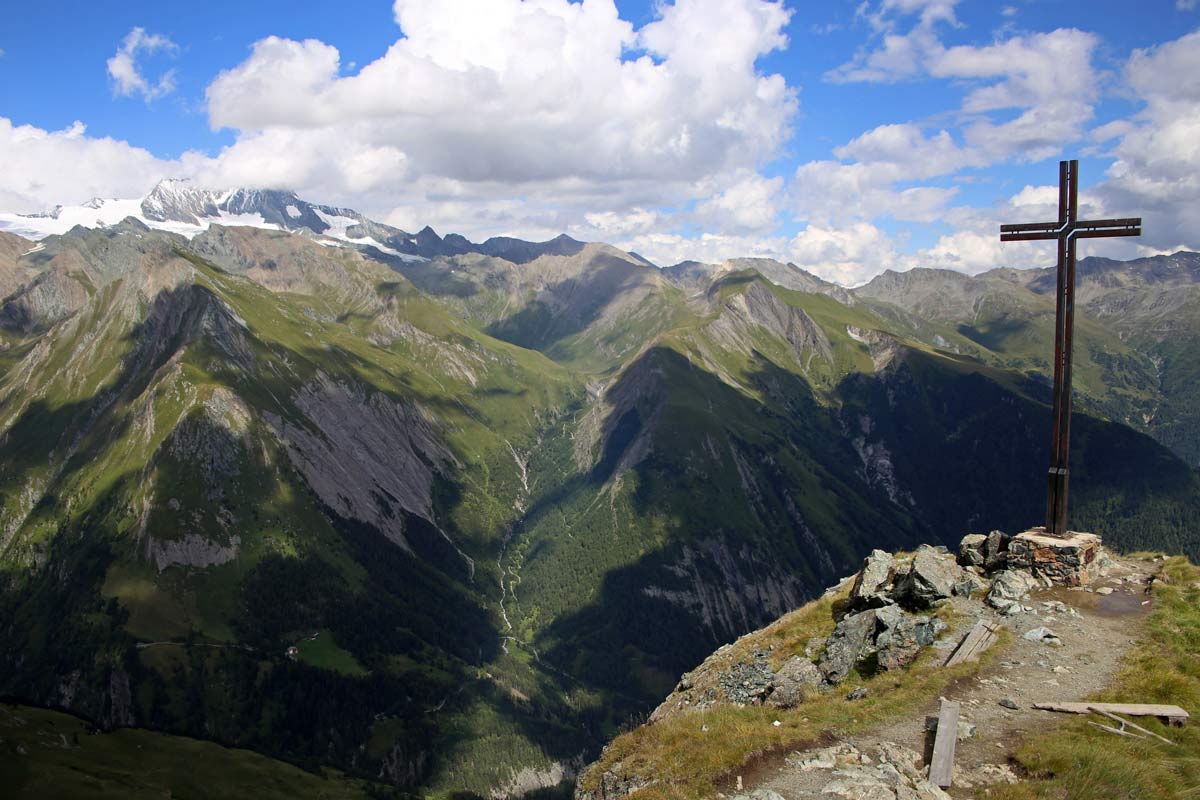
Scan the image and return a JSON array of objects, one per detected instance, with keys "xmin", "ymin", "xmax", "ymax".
[
  {"xmin": 1033, "ymin": 702, "xmax": 1189, "ymax": 723},
  {"xmin": 945, "ymin": 620, "xmax": 1000, "ymax": 667},
  {"xmin": 928, "ymin": 699, "xmax": 960, "ymax": 788}
]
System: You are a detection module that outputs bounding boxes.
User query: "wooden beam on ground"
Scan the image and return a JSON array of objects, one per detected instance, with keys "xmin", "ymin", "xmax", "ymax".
[
  {"xmin": 944, "ymin": 620, "xmax": 1000, "ymax": 667},
  {"xmin": 1033, "ymin": 702, "xmax": 1189, "ymax": 726},
  {"xmin": 929, "ymin": 699, "xmax": 960, "ymax": 788}
]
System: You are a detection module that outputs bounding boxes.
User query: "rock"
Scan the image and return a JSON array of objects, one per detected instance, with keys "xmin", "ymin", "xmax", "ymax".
[
  {"xmin": 876, "ymin": 615, "xmax": 947, "ymax": 671},
  {"xmin": 958, "ymin": 534, "xmax": 987, "ymax": 568},
  {"xmin": 806, "ymin": 636, "xmax": 827, "ymax": 660},
  {"xmin": 1022, "ymin": 626, "xmax": 1063, "ymax": 646},
  {"xmin": 1096, "ymin": 586, "xmax": 1114, "ymax": 595},
  {"xmin": 874, "ymin": 743, "xmax": 923, "ymax": 784},
  {"xmin": 731, "ymin": 791, "xmax": 786, "ymax": 800},
  {"xmin": 986, "ymin": 570, "xmax": 1037, "ymax": 609},
  {"xmin": 894, "ymin": 549, "xmax": 962, "ymax": 608},
  {"xmin": 971, "ymin": 763, "xmax": 1020, "ymax": 785},
  {"xmin": 846, "ymin": 687, "xmax": 869, "ymax": 701},
  {"xmin": 984, "ymin": 530, "xmax": 1011, "ymax": 572},
  {"xmin": 999, "ymin": 697, "xmax": 1019, "ymax": 709},
  {"xmin": 819, "ymin": 774, "xmax": 896, "ymax": 800},
  {"xmin": 820, "ymin": 609, "xmax": 880, "ymax": 684},
  {"xmin": 851, "ymin": 550, "xmax": 897, "ymax": 608},
  {"xmin": 924, "ymin": 717, "xmax": 976, "ymax": 740},
  {"xmin": 717, "ymin": 648, "xmax": 775, "ymax": 704},
  {"xmin": 766, "ymin": 656, "xmax": 824, "ymax": 708},
  {"xmin": 952, "ymin": 574, "xmax": 983, "ymax": 599}
]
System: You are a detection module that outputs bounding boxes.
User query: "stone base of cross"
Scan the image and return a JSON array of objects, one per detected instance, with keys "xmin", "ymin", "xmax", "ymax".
[
  {"xmin": 1000, "ymin": 160, "xmax": 1142, "ymax": 536},
  {"xmin": 1010, "ymin": 528, "xmax": 1104, "ymax": 587}
]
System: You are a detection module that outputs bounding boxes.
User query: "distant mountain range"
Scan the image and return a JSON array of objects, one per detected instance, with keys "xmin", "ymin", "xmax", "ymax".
[
  {"xmin": 0, "ymin": 177, "xmax": 589, "ymax": 264},
  {"xmin": 1, "ymin": 182, "xmax": 1197, "ymax": 797}
]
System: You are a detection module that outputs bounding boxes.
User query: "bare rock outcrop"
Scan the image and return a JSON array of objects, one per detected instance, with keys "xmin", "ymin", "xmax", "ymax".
[
  {"xmin": 264, "ymin": 371, "xmax": 453, "ymax": 553},
  {"xmin": 893, "ymin": 548, "xmax": 963, "ymax": 608},
  {"xmin": 850, "ymin": 549, "xmax": 896, "ymax": 608}
]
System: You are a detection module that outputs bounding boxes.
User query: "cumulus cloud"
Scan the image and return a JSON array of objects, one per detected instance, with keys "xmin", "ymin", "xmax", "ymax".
[
  {"xmin": 107, "ymin": 27, "xmax": 179, "ymax": 101},
  {"xmin": 1094, "ymin": 29, "xmax": 1200, "ymax": 252},
  {"xmin": 0, "ymin": 117, "xmax": 179, "ymax": 213},
  {"xmin": 199, "ymin": 0, "xmax": 797, "ymax": 222}
]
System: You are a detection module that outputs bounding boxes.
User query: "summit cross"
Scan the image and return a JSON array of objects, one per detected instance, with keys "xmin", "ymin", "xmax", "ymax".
[{"xmin": 1000, "ymin": 159, "xmax": 1142, "ymax": 537}]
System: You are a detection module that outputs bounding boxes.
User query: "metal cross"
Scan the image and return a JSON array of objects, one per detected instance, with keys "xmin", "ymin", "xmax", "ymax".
[{"xmin": 1000, "ymin": 159, "xmax": 1141, "ymax": 536}]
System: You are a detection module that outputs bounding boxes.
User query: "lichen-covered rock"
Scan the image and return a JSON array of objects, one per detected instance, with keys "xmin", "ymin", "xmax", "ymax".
[
  {"xmin": 819, "ymin": 608, "xmax": 881, "ymax": 683},
  {"xmin": 717, "ymin": 648, "xmax": 775, "ymax": 704},
  {"xmin": 875, "ymin": 615, "xmax": 948, "ymax": 671},
  {"xmin": 766, "ymin": 656, "xmax": 823, "ymax": 708},
  {"xmin": 958, "ymin": 534, "xmax": 987, "ymax": 568},
  {"xmin": 850, "ymin": 549, "xmax": 896, "ymax": 608},
  {"xmin": 986, "ymin": 569, "xmax": 1037, "ymax": 609},
  {"xmin": 952, "ymin": 574, "xmax": 983, "ymax": 599},
  {"xmin": 894, "ymin": 548, "xmax": 962, "ymax": 608},
  {"xmin": 984, "ymin": 530, "xmax": 1011, "ymax": 571}
]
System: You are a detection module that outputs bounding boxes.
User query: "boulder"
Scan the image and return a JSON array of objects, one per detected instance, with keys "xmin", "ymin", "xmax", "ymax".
[
  {"xmin": 984, "ymin": 530, "xmax": 1010, "ymax": 571},
  {"xmin": 894, "ymin": 548, "xmax": 962, "ymax": 608},
  {"xmin": 958, "ymin": 534, "xmax": 987, "ymax": 568},
  {"xmin": 952, "ymin": 574, "xmax": 984, "ymax": 599},
  {"xmin": 986, "ymin": 570, "xmax": 1037, "ymax": 609},
  {"xmin": 876, "ymin": 615, "xmax": 948, "ymax": 671},
  {"xmin": 766, "ymin": 656, "xmax": 823, "ymax": 708},
  {"xmin": 850, "ymin": 549, "xmax": 896, "ymax": 608},
  {"xmin": 819, "ymin": 608, "xmax": 880, "ymax": 684}
]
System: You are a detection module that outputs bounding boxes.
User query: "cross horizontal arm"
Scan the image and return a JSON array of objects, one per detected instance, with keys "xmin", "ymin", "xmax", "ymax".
[
  {"xmin": 1000, "ymin": 230, "xmax": 1059, "ymax": 242},
  {"xmin": 999, "ymin": 217, "xmax": 1142, "ymax": 242},
  {"xmin": 1000, "ymin": 221, "xmax": 1059, "ymax": 234},
  {"xmin": 1073, "ymin": 217, "xmax": 1142, "ymax": 238}
]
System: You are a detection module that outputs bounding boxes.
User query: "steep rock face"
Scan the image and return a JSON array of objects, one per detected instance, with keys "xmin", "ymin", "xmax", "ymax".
[
  {"xmin": 0, "ymin": 231, "xmax": 40, "ymax": 299},
  {"xmin": 641, "ymin": 538, "xmax": 807, "ymax": 642},
  {"xmin": 144, "ymin": 533, "xmax": 241, "ymax": 571},
  {"xmin": 0, "ymin": 266, "xmax": 90, "ymax": 332},
  {"xmin": 263, "ymin": 372, "xmax": 455, "ymax": 553},
  {"xmin": 140, "ymin": 179, "xmax": 222, "ymax": 225},
  {"xmin": 706, "ymin": 280, "xmax": 833, "ymax": 372}
]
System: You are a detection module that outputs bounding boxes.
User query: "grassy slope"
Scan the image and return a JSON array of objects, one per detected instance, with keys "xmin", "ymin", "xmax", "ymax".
[
  {"xmin": 0, "ymin": 704, "xmax": 389, "ymax": 800},
  {"xmin": 988, "ymin": 556, "xmax": 1200, "ymax": 800},
  {"xmin": 576, "ymin": 577, "xmax": 997, "ymax": 799}
]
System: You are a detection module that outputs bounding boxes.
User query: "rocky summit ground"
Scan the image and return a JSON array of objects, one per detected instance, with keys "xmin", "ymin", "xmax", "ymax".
[
  {"xmin": 576, "ymin": 537, "xmax": 1175, "ymax": 800},
  {"xmin": 737, "ymin": 554, "xmax": 1158, "ymax": 799}
]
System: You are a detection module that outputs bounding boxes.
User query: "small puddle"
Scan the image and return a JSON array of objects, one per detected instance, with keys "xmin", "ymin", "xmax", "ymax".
[{"xmin": 1037, "ymin": 584, "xmax": 1150, "ymax": 618}]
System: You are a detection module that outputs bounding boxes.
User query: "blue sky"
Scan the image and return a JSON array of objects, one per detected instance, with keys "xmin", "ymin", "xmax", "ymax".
[{"xmin": 1, "ymin": 0, "xmax": 1198, "ymax": 283}]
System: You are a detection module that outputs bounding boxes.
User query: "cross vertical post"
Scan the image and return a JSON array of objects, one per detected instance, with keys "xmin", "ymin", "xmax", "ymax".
[{"xmin": 1000, "ymin": 160, "xmax": 1141, "ymax": 536}]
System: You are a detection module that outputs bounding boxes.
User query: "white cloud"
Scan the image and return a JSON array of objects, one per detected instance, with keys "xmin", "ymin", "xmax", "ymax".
[
  {"xmin": 1094, "ymin": 29, "xmax": 1200, "ymax": 253},
  {"xmin": 693, "ymin": 172, "xmax": 783, "ymax": 233},
  {"xmin": 107, "ymin": 27, "xmax": 179, "ymax": 101},
  {"xmin": 199, "ymin": 0, "xmax": 797, "ymax": 232},
  {"xmin": 0, "ymin": 117, "xmax": 179, "ymax": 213},
  {"xmin": 786, "ymin": 221, "xmax": 902, "ymax": 285},
  {"xmin": 826, "ymin": 0, "xmax": 958, "ymax": 83}
]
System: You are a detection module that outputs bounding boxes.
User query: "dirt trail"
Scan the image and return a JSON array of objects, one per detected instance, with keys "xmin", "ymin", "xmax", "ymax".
[{"xmin": 747, "ymin": 556, "xmax": 1158, "ymax": 798}]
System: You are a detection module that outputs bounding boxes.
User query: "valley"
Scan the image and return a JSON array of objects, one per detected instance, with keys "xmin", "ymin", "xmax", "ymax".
[{"xmin": 0, "ymin": 184, "xmax": 1197, "ymax": 797}]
